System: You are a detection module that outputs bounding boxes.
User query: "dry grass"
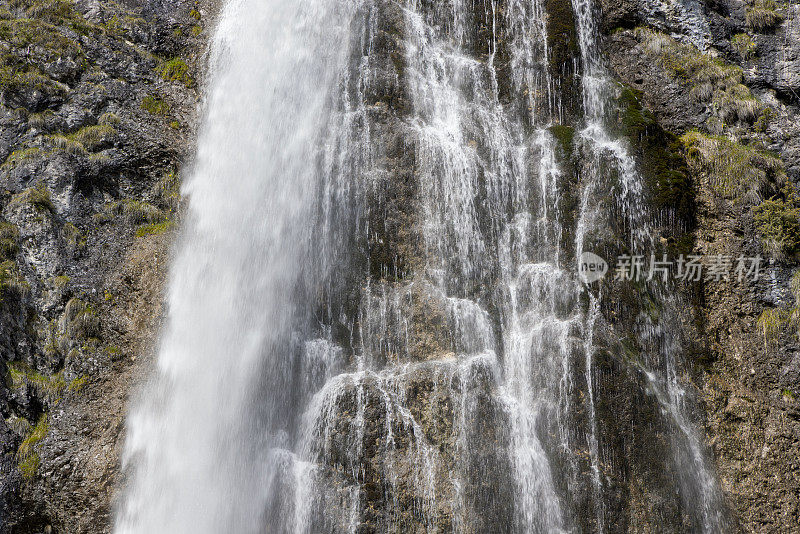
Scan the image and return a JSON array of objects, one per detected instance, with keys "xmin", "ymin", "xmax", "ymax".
[
  {"xmin": 682, "ymin": 131, "xmax": 784, "ymax": 205},
  {"xmin": 746, "ymin": 1, "xmax": 784, "ymax": 31}
]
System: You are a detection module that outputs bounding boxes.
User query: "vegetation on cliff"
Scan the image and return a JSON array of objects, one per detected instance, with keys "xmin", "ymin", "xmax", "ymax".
[
  {"xmin": 635, "ymin": 28, "xmax": 762, "ymax": 127},
  {"xmin": 0, "ymin": 0, "xmax": 204, "ymax": 529}
]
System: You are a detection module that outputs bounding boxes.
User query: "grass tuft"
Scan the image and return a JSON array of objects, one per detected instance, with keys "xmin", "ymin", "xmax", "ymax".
[
  {"xmin": 754, "ymin": 187, "xmax": 800, "ymax": 257},
  {"xmin": 0, "ymin": 222, "xmax": 19, "ymax": 258},
  {"xmin": 17, "ymin": 413, "xmax": 48, "ymax": 480},
  {"xmin": 1, "ymin": 147, "xmax": 41, "ymax": 169},
  {"xmin": 158, "ymin": 58, "xmax": 193, "ymax": 87},
  {"xmin": 746, "ymin": 1, "xmax": 784, "ymax": 31},
  {"xmin": 98, "ymin": 112, "xmax": 120, "ymax": 126},
  {"xmin": 731, "ymin": 33, "xmax": 757, "ymax": 60},
  {"xmin": 96, "ymin": 198, "xmax": 167, "ymax": 225},
  {"xmin": 682, "ymin": 131, "xmax": 784, "ymax": 204},
  {"xmin": 10, "ymin": 182, "xmax": 54, "ymax": 213},
  {"xmin": 61, "ymin": 298, "xmax": 100, "ymax": 340},
  {"xmin": 66, "ymin": 123, "xmax": 116, "ymax": 151}
]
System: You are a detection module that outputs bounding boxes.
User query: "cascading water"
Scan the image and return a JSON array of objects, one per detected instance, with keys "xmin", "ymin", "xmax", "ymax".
[
  {"xmin": 116, "ymin": 0, "xmax": 731, "ymax": 532},
  {"xmin": 115, "ymin": 0, "xmax": 360, "ymax": 531}
]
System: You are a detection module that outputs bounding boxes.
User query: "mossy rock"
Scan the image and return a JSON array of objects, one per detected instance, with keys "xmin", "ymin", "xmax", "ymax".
[
  {"xmin": 549, "ymin": 124, "xmax": 575, "ymax": 156},
  {"xmin": 614, "ymin": 86, "xmax": 695, "ymax": 250}
]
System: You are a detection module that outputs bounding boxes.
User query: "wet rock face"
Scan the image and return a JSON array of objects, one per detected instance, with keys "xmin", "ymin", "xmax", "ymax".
[
  {"xmin": 0, "ymin": 0, "xmax": 213, "ymax": 531},
  {"xmin": 600, "ymin": 0, "xmax": 800, "ymax": 532},
  {"xmin": 258, "ymin": 0, "xmax": 734, "ymax": 531},
  {"xmin": 302, "ymin": 362, "xmax": 516, "ymax": 534}
]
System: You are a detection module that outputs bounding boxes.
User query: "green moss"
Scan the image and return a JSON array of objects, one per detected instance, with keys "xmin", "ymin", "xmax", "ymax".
[
  {"xmin": 681, "ymin": 131, "xmax": 784, "ymax": 205},
  {"xmin": 17, "ymin": 413, "xmax": 47, "ymax": 480},
  {"xmin": 731, "ymin": 33, "xmax": 757, "ymax": 60},
  {"xmin": 544, "ymin": 0, "xmax": 580, "ymax": 117},
  {"xmin": 189, "ymin": 9, "xmax": 201, "ymax": 20},
  {"xmin": 10, "ymin": 182, "xmax": 54, "ymax": 213},
  {"xmin": 616, "ymin": 87, "xmax": 694, "ymax": 242},
  {"xmin": 52, "ymin": 274, "xmax": 69, "ymax": 289},
  {"xmin": 141, "ymin": 94, "xmax": 169, "ymax": 116},
  {"xmin": 636, "ymin": 28, "xmax": 761, "ymax": 124},
  {"xmin": 545, "ymin": 0, "xmax": 578, "ymax": 67},
  {"xmin": 190, "ymin": 24, "xmax": 202, "ymax": 36},
  {"xmin": 159, "ymin": 58, "xmax": 193, "ymax": 87},
  {"xmin": 135, "ymin": 220, "xmax": 176, "ymax": 237},
  {"xmin": 67, "ymin": 375, "xmax": 89, "ymax": 392},
  {"xmin": 18, "ymin": 446, "xmax": 41, "ymax": 480},
  {"xmin": 549, "ymin": 124, "xmax": 575, "ymax": 155},
  {"xmin": 104, "ymin": 345, "xmax": 122, "ymax": 359}
]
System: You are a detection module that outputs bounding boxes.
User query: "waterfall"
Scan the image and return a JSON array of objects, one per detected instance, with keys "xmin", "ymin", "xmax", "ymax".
[
  {"xmin": 116, "ymin": 0, "xmax": 730, "ymax": 532},
  {"xmin": 115, "ymin": 0, "xmax": 360, "ymax": 532}
]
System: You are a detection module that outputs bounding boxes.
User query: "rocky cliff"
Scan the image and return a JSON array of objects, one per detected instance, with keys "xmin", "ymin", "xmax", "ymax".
[
  {"xmin": 0, "ymin": 0, "xmax": 211, "ymax": 531},
  {"xmin": 0, "ymin": 0, "xmax": 799, "ymax": 533}
]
